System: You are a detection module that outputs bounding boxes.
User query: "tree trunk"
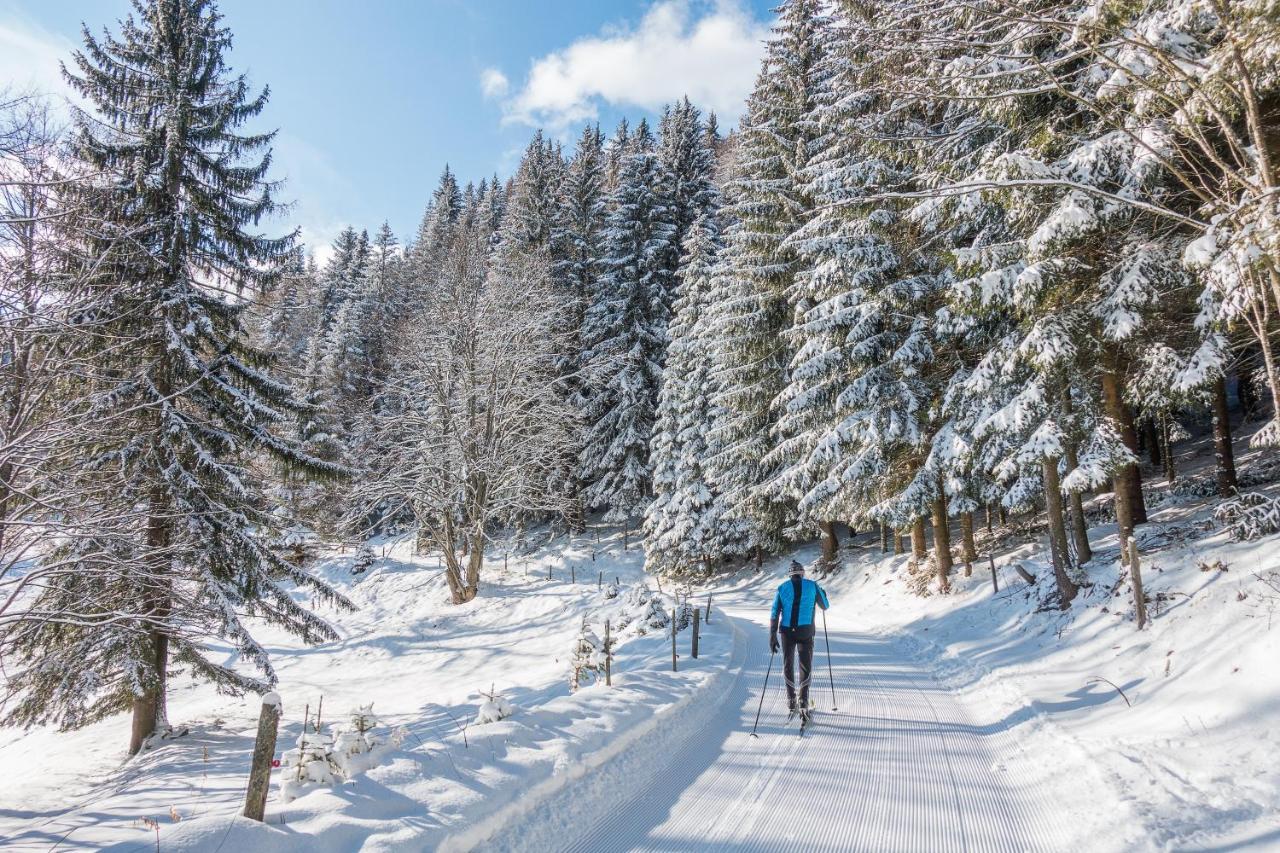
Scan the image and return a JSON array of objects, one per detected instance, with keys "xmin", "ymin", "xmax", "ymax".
[
  {"xmin": 130, "ymin": 481, "xmax": 172, "ymax": 756},
  {"xmin": 1060, "ymin": 393, "xmax": 1093, "ymax": 566},
  {"xmin": 1213, "ymin": 375, "xmax": 1238, "ymax": 496},
  {"xmin": 960, "ymin": 512, "xmax": 977, "ymax": 578},
  {"xmin": 819, "ymin": 520, "xmax": 838, "ymax": 572},
  {"xmin": 129, "ymin": 631, "xmax": 169, "ymax": 755},
  {"xmin": 1143, "ymin": 419, "xmax": 1161, "ymax": 466},
  {"xmin": 1041, "ymin": 456, "xmax": 1079, "ymax": 607},
  {"xmin": 930, "ymin": 495, "xmax": 953, "ymax": 593},
  {"xmin": 894, "ymin": 529, "xmax": 904, "ymax": 555},
  {"xmin": 1160, "ymin": 417, "xmax": 1176, "ymax": 485},
  {"xmin": 910, "ymin": 517, "xmax": 926, "ymax": 562},
  {"xmin": 879, "ymin": 523, "xmax": 888, "ymax": 553},
  {"xmin": 1101, "ymin": 356, "xmax": 1148, "ymax": 527}
]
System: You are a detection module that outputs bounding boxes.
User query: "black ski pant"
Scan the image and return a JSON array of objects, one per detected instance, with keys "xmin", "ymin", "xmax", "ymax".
[{"xmin": 780, "ymin": 624, "xmax": 815, "ymax": 708}]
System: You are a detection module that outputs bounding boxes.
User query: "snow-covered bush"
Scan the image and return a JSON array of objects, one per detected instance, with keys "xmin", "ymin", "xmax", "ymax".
[
  {"xmin": 1214, "ymin": 493, "xmax": 1280, "ymax": 541},
  {"xmin": 351, "ymin": 544, "xmax": 376, "ymax": 575},
  {"xmin": 475, "ymin": 685, "xmax": 515, "ymax": 724},
  {"xmin": 601, "ymin": 581, "xmax": 620, "ymax": 600},
  {"xmin": 280, "ymin": 730, "xmax": 339, "ymax": 801},
  {"xmin": 1171, "ymin": 475, "xmax": 1218, "ymax": 499},
  {"xmin": 280, "ymin": 704, "xmax": 401, "ymax": 802},
  {"xmin": 616, "ymin": 586, "xmax": 670, "ymax": 636},
  {"xmin": 569, "ymin": 617, "xmax": 604, "ymax": 693},
  {"xmin": 277, "ymin": 524, "xmax": 319, "ymax": 565}
]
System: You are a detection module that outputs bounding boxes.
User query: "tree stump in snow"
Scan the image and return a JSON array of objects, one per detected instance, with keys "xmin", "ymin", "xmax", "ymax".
[{"xmin": 243, "ymin": 693, "xmax": 281, "ymax": 822}]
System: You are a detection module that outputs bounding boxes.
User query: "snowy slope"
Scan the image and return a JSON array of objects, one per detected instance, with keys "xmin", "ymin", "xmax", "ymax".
[{"xmin": 0, "ymin": 526, "xmax": 731, "ymax": 852}]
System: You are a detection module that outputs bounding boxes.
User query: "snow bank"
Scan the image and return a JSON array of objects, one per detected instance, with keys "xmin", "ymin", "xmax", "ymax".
[{"xmin": 0, "ymin": 525, "xmax": 734, "ymax": 852}]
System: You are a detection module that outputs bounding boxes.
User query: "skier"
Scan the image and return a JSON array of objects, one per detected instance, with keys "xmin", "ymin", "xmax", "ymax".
[{"xmin": 769, "ymin": 560, "xmax": 830, "ymax": 724}]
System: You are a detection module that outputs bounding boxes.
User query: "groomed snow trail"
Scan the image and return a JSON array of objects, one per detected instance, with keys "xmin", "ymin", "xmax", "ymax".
[{"xmin": 553, "ymin": 582, "xmax": 1070, "ymax": 852}]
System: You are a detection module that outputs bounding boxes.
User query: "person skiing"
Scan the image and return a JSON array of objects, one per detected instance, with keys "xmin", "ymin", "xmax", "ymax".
[{"xmin": 769, "ymin": 560, "xmax": 830, "ymax": 723}]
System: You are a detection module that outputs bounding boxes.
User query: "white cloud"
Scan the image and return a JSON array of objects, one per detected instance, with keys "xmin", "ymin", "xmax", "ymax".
[
  {"xmin": 0, "ymin": 15, "xmax": 79, "ymax": 102},
  {"xmin": 480, "ymin": 67, "xmax": 510, "ymax": 99},
  {"xmin": 501, "ymin": 0, "xmax": 768, "ymax": 131}
]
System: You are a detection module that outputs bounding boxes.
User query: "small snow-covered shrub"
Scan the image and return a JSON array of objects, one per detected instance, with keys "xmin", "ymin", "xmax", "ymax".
[
  {"xmin": 614, "ymin": 586, "xmax": 670, "ymax": 636},
  {"xmin": 1240, "ymin": 453, "xmax": 1280, "ymax": 488},
  {"xmin": 475, "ymin": 685, "xmax": 514, "ymax": 724},
  {"xmin": 351, "ymin": 544, "xmax": 376, "ymax": 575},
  {"xmin": 569, "ymin": 617, "xmax": 604, "ymax": 693},
  {"xmin": 1171, "ymin": 474, "xmax": 1218, "ymax": 499},
  {"xmin": 1214, "ymin": 492, "xmax": 1280, "ymax": 541},
  {"xmin": 277, "ymin": 524, "xmax": 319, "ymax": 564},
  {"xmin": 280, "ymin": 704, "xmax": 402, "ymax": 802}
]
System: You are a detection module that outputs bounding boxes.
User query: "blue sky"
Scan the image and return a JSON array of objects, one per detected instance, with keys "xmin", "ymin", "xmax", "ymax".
[{"xmin": 1, "ymin": 0, "xmax": 776, "ymax": 258}]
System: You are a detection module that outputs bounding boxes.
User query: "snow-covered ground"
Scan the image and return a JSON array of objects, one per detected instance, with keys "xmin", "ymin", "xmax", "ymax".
[
  {"xmin": 2, "ymin": 431, "xmax": 1277, "ymax": 852},
  {"xmin": 0, "ymin": 527, "xmax": 731, "ymax": 852},
  {"xmin": 832, "ymin": 434, "xmax": 1280, "ymax": 851}
]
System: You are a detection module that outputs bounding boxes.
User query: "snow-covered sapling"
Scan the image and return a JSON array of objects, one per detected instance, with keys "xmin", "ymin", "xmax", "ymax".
[
  {"xmin": 1214, "ymin": 493, "xmax": 1280, "ymax": 542},
  {"xmin": 569, "ymin": 617, "xmax": 604, "ymax": 692},
  {"xmin": 475, "ymin": 684, "xmax": 515, "ymax": 724},
  {"xmin": 351, "ymin": 544, "xmax": 376, "ymax": 575}
]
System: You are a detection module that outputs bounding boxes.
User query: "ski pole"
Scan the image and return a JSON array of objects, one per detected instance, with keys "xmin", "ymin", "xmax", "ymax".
[
  {"xmin": 822, "ymin": 608, "xmax": 837, "ymax": 711},
  {"xmin": 749, "ymin": 649, "xmax": 776, "ymax": 738}
]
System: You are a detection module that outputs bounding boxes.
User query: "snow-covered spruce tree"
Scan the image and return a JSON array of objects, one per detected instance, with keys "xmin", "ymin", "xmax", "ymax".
[
  {"xmin": 580, "ymin": 120, "xmax": 680, "ymax": 520},
  {"xmin": 1007, "ymin": 0, "xmax": 1280, "ymax": 448},
  {"xmin": 658, "ymin": 97, "xmax": 719, "ymax": 246},
  {"xmin": 704, "ymin": 0, "xmax": 830, "ymax": 562},
  {"xmin": 0, "ymin": 0, "xmax": 352, "ymax": 754},
  {"xmin": 644, "ymin": 213, "xmax": 748, "ymax": 574},
  {"xmin": 497, "ymin": 131, "xmax": 565, "ymax": 263},
  {"xmin": 550, "ymin": 125, "xmax": 608, "ymax": 530},
  {"xmin": 604, "ymin": 118, "xmax": 631, "ymax": 195}
]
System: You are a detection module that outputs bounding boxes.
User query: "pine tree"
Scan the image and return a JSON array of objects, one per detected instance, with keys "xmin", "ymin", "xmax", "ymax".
[
  {"xmin": 580, "ymin": 120, "xmax": 680, "ymax": 519},
  {"xmin": 658, "ymin": 97, "xmax": 718, "ymax": 245},
  {"xmin": 644, "ymin": 213, "xmax": 747, "ymax": 572},
  {"xmin": 705, "ymin": 0, "xmax": 830, "ymax": 557},
  {"xmin": 2, "ymin": 0, "xmax": 351, "ymax": 753}
]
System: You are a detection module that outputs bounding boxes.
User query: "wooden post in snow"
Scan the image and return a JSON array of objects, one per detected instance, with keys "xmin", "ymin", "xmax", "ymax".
[
  {"xmin": 243, "ymin": 693, "xmax": 281, "ymax": 822},
  {"xmin": 705, "ymin": 592, "xmax": 713, "ymax": 624},
  {"xmin": 604, "ymin": 619, "xmax": 612, "ymax": 686},
  {"xmin": 988, "ymin": 553, "xmax": 999, "ymax": 594},
  {"xmin": 671, "ymin": 608, "xmax": 678, "ymax": 672},
  {"xmin": 692, "ymin": 608, "xmax": 700, "ymax": 659},
  {"xmin": 1128, "ymin": 537, "xmax": 1148, "ymax": 630},
  {"xmin": 571, "ymin": 564, "xmax": 576, "ymax": 584}
]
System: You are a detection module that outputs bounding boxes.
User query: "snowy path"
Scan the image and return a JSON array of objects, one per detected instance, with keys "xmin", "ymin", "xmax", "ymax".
[{"xmin": 549, "ymin": 583, "xmax": 1070, "ymax": 852}]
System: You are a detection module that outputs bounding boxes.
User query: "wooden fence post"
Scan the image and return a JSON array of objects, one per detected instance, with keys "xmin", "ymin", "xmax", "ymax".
[
  {"xmin": 598, "ymin": 571, "xmax": 603, "ymax": 590},
  {"xmin": 604, "ymin": 619, "xmax": 612, "ymax": 687},
  {"xmin": 692, "ymin": 608, "xmax": 700, "ymax": 659},
  {"xmin": 705, "ymin": 592, "xmax": 713, "ymax": 624},
  {"xmin": 571, "ymin": 564, "xmax": 576, "ymax": 584},
  {"xmin": 547, "ymin": 564, "xmax": 552, "ymax": 581},
  {"xmin": 671, "ymin": 608, "xmax": 678, "ymax": 672},
  {"xmin": 988, "ymin": 553, "xmax": 999, "ymax": 593},
  {"xmin": 243, "ymin": 693, "xmax": 282, "ymax": 822},
  {"xmin": 1128, "ymin": 537, "xmax": 1148, "ymax": 630}
]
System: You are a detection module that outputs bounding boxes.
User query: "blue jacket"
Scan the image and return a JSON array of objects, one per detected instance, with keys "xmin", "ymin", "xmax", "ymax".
[{"xmin": 771, "ymin": 576, "xmax": 829, "ymax": 630}]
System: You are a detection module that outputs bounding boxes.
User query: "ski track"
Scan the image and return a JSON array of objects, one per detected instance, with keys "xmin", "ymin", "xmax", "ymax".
[{"xmin": 548, "ymin": 588, "xmax": 1070, "ymax": 853}]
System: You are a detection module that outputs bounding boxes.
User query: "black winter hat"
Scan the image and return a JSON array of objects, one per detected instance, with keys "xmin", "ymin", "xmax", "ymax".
[{"xmin": 787, "ymin": 560, "xmax": 805, "ymax": 576}]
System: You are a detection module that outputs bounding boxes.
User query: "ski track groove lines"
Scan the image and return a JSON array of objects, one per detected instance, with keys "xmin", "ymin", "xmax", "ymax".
[{"xmin": 547, "ymin": 590, "xmax": 1070, "ymax": 853}]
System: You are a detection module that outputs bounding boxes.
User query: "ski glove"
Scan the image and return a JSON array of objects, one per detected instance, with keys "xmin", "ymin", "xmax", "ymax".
[{"xmin": 769, "ymin": 634, "xmax": 779, "ymax": 654}]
